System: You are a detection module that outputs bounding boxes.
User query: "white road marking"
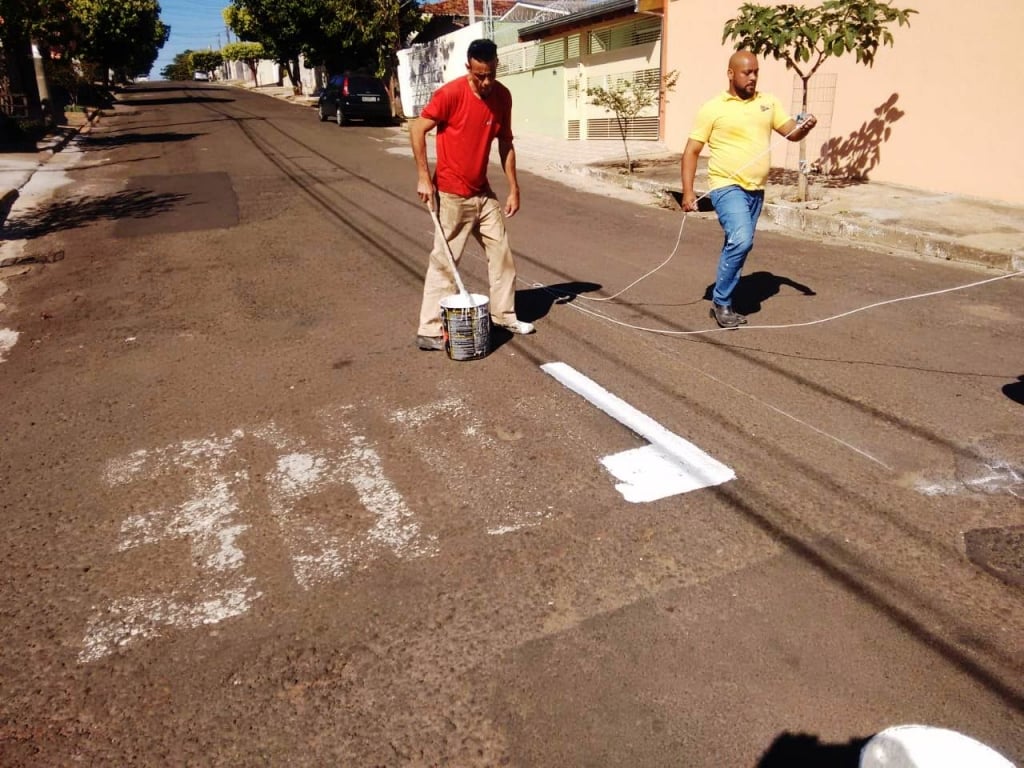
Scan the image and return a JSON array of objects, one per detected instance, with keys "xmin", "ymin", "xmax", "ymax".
[
  {"xmin": 541, "ymin": 362, "xmax": 735, "ymax": 502},
  {"xmin": 388, "ymin": 397, "xmax": 493, "ymax": 443},
  {"xmin": 82, "ymin": 415, "xmax": 434, "ymax": 661},
  {"xmin": 386, "ymin": 396, "xmax": 548, "ymax": 533},
  {"xmin": 0, "ymin": 328, "xmax": 18, "ymax": 362},
  {"xmin": 265, "ymin": 411, "xmax": 436, "ymax": 588},
  {"xmin": 82, "ymin": 435, "xmax": 260, "ymax": 663}
]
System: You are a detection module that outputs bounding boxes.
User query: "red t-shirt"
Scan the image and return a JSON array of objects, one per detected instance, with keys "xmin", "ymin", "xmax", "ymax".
[{"xmin": 421, "ymin": 76, "xmax": 513, "ymax": 197}]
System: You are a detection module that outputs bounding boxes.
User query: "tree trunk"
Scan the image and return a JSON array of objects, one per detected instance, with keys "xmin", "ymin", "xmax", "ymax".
[
  {"xmin": 284, "ymin": 59, "xmax": 300, "ymax": 91},
  {"xmin": 797, "ymin": 77, "xmax": 810, "ymax": 202},
  {"xmin": 385, "ymin": 72, "xmax": 402, "ymax": 119},
  {"xmin": 31, "ymin": 39, "xmax": 52, "ymax": 123}
]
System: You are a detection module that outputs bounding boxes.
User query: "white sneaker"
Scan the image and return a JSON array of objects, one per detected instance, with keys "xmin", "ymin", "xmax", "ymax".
[{"xmin": 499, "ymin": 319, "xmax": 535, "ymax": 335}]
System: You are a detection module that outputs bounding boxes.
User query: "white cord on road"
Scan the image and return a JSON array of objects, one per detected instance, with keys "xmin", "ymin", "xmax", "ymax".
[{"xmin": 536, "ymin": 270, "xmax": 1024, "ymax": 337}]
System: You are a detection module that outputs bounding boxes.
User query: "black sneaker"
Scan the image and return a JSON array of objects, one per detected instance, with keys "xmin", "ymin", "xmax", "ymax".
[
  {"xmin": 416, "ymin": 335, "xmax": 444, "ymax": 351},
  {"xmin": 710, "ymin": 304, "xmax": 745, "ymax": 328}
]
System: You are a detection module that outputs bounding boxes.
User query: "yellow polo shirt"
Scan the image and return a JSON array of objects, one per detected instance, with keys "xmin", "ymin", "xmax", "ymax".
[{"xmin": 689, "ymin": 91, "xmax": 791, "ymax": 191}]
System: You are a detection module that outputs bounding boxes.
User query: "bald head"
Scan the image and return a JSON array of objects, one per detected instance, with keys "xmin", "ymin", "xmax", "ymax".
[{"xmin": 727, "ymin": 50, "xmax": 759, "ymax": 100}]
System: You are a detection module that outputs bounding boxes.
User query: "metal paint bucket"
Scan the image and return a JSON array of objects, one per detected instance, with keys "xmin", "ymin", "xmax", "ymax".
[{"xmin": 440, "ymin": 293, "xmax": 490, "ymax": 361}]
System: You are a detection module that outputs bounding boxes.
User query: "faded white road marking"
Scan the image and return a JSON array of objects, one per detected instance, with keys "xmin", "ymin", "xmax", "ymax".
[
  {"xmin": 542, "ymin": 362, "xmax": 735, "ymax": 502},
  {"xmin": 388, "ymin": 397, "xmax": 493, "ymax": 443},
  {"xmin": 265, "ymin": 412, "xmax": 436, "ymax": 588},
  {"xmin": 0, "ymin": 328, "xmax": 18, "ymax": 362},
  {"xmin": 82, "ymin": 436, "xmax": 260, "ymax": 663},
  {"xmin": 386, "ymin": 396, "xmax": 548, "ymax": 533},
  {"xmin": 83, "ymin": 416, "xmax": 434, "ymax": 661}
]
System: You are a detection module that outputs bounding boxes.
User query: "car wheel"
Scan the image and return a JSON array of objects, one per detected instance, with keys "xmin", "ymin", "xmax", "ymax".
[
  {"xmin": 317, "ymin": 105, "xmax": 327, "ymax": 122},
  {"xmin": 336, "ymin": 107, "xmax": 344, "ymax": 126}
]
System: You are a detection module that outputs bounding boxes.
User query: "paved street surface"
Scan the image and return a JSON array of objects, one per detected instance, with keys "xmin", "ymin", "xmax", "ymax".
[{"xmin": 1, "ymin": 82, "xmax": 1022, "ymax": 766}]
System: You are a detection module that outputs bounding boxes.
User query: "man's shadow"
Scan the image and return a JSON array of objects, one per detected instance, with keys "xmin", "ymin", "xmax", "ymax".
[
  {"xmin": 756, "ymin": 731, "xmax": 870, "ymax": 767},
  {"xmin": 703, "ymin": 270, "xmax": 815, "ymax": 316},
  {"xmin": 490, "ymin": 281, "xmax": 601, "ymax": 347},
  {"xmin": 1004, "ymin": 376, "xmax": 1024, "ymax": 406}
]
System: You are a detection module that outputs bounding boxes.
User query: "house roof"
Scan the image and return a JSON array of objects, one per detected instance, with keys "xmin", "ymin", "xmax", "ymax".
[
  {"xmin": 518, "ymin": 0, "xmax": 636, "ymax": 39},
  {"xmin": 420, "ymin": 0, "xmax": 518, "ymax": 16}
]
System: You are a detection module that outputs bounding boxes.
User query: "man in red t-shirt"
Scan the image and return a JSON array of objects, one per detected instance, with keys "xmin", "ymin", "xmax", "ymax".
[{"xmin": 410, "ymin": 38, "xmax": 534, "ymax": 351}]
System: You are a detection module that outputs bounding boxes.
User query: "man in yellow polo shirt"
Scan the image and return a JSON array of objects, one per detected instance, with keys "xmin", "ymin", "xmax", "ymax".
[{"xmin": 681, "ymin": 50, "xmax": 818, "ymax": 328}]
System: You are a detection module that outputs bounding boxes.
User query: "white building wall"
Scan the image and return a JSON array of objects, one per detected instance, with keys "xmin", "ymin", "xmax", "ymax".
[{"xmin": 398, "ymin": 22, "xmax": 488, "ymax": 117}]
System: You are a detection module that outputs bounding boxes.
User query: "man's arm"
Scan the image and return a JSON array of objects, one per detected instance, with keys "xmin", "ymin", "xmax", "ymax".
[
  {"xmin": 680, "ymin": 138, "xmax": 705, "ymax": 212},
  {"xmin": 777, "ymin": 113, "xmax": 817, "ymax": 142},
  {"xmin": 410, "ymin": 115, "xmax": 439, "ymax": 207},
  {"xmin": 497, "ymin": 138, "xmax": 520, "ymax": 217}
]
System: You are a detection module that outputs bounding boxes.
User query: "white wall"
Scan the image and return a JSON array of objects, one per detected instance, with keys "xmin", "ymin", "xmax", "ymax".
[{"xmin": 398, "ymin": 22, "xmax": 487, "ymax": 117}]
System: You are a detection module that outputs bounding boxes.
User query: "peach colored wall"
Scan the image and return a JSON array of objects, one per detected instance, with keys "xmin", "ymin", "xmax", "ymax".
[{"xmin": 663, "ymin": 0, "xmax": 1024, "ymax": 204}]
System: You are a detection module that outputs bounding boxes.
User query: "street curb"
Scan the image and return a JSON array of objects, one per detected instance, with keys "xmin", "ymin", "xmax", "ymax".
[
  {"xmin": 0, "ymin": 108, "xmax": 101, "ymax": 228},
  {"xmin": 578, "ymin": 164, "xmax": 1022, "ymax": 273},
  {"xmin": 0, "ymin": 187, "xmax": 20, "ymax": 224},
  {"xmin": 760, "ymin": 204, "xmax": 1021, "ymax": 272}
]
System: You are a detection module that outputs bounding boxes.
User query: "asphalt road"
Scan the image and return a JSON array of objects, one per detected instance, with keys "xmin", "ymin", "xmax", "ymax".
[{"xmin": 1, "ymin": 82, "xmax": 1022, "ymax": 766}]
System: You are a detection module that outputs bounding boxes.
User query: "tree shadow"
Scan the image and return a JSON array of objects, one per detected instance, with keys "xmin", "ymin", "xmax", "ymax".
[
  {"xmin": 1, "ymin": 189, "xmax": 188, "ymax": 240},
  {"xmin": 702, "ymin": 271, "xmax": 815, "ymax": 316},
  {"xmin": 77, "ymin": 132, "xmax": 202, "ymax": 151},
  {"xmin": 818, "ymin": 93, "xmax": 905, "ymax": 186},
  {"xmin": 756, "ymin": 731, "xmax": 870, "ymax": 767},
  {"xmin": 114, "ymin": 95, "xmax": 236, "ymax": 107},
  {"xmin": 1003, "ymin": 375, "xmax": 1024, "ymax": 405}
]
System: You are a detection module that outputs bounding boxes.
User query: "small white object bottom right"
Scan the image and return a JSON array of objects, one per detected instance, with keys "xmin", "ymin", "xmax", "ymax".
[{"xmin": 860, "ymin": 725, "xmax": 1016, "ymax": 768}]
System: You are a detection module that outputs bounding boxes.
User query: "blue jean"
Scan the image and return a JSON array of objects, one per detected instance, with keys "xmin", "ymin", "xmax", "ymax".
[{"xmin": 708, "ymin": 185, "xmax": 765, "ymax": 307}]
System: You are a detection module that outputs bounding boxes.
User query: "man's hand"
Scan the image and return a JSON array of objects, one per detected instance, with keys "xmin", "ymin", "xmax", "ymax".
[
  {"xmin": 417, "ymin": 176, "xmax": 436, "ymax": 209},
  {"xmin": 799, "ymin": 113, "xmax": 818, "ymax": 133},
  {"xmin": 682, "ymin": 192, "xmax": 699, "ymax": 212},
  {"xmin": 504, "ymin": 188, "xmax": 520, "ymax": 217}
]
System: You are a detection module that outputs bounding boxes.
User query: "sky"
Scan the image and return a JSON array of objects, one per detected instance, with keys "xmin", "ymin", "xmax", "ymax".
[{"xmin": 151, "ymin": 0, "xmax": 236, "ymax": 78}]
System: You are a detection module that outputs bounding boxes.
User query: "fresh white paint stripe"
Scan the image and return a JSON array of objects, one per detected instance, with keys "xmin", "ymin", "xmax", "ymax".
[
  {"xmin": 602, "ymin": 444, "xmax": 729, "ymax": 503},
  {"xmin": 541, "ymin": 362, "xmax": 734, "ymax": 502}
]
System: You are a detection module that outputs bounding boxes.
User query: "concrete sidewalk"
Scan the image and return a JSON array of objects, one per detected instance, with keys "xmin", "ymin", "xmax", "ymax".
[
  {"xmin": 3, "ymin": 86, "xmax": 1022, "ymax": 275},
  {"xmin": 505, "ymin": 131, "xmax": 1024, "ymax": 273},
  {"xmin": 0, "ymin": 109, "xmax": 99, "ymax": 227}
]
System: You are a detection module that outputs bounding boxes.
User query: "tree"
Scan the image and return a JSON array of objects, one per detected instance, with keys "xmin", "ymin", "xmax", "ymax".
[
  {"xmin": 190, "ymin": 49, "xmax": 223, "ymax": 77},
  {"xmin": 587, "ymin": 70, "xmax": 678, "ymax": 179},
  {"xmin": 1, "ymin": 0, "xmax": 79, "ymax": 119},
  {"xmin": 160, "ymin": 49, "xmax": 193, "ymax": 81},
  {"xmin": 311, "ymin": 0, "xmax": 423, "ymax": 113},
  {"xmin": 723, "ymin": 0, "xmax": 916, "ymax": 200},
  {"xmin": 71, "ymin": 0, "xmax": 169, "ymax": 83},
  {"xmin": 221, "ymin": 41, "xmax": 264, "ymax": 83},
  {"xmin": 0, "ymin": 0, "xmax": 78, "ymax": 54},
  {"xmin": 225, "ymin": 0, "xmax": 325, "ymax": 89}
]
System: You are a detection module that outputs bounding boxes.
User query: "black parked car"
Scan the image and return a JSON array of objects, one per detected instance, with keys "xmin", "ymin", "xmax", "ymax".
[{"xmin": 317, "ymin": 74, "xmax": 391, "ymax": 125}]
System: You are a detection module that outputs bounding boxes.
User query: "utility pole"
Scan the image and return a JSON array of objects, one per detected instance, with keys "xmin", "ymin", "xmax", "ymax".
[{"xmin": 30, "ymin": 40, "xmax": 52, "ymax": 121}]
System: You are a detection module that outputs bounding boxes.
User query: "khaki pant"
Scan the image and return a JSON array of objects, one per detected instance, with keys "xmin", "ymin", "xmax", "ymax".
[{"xmin": 417, "ymin": 190, "xmax": 518, "ymax": 337}]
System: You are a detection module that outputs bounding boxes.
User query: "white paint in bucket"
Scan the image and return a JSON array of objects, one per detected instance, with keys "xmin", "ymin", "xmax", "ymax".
[
  {"xmin": 859, "ymin": 725, "xmax": 1015, "ymax": 768},
  {"xmin": 440, "ymin": 292, "xmax": 490, "ymax": 361}
]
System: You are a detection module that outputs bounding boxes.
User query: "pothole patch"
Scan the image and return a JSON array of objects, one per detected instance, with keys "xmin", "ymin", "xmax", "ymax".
[{"xmin": 964, "ymin": 526, "xmax": 1024, "ymax": 588}]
